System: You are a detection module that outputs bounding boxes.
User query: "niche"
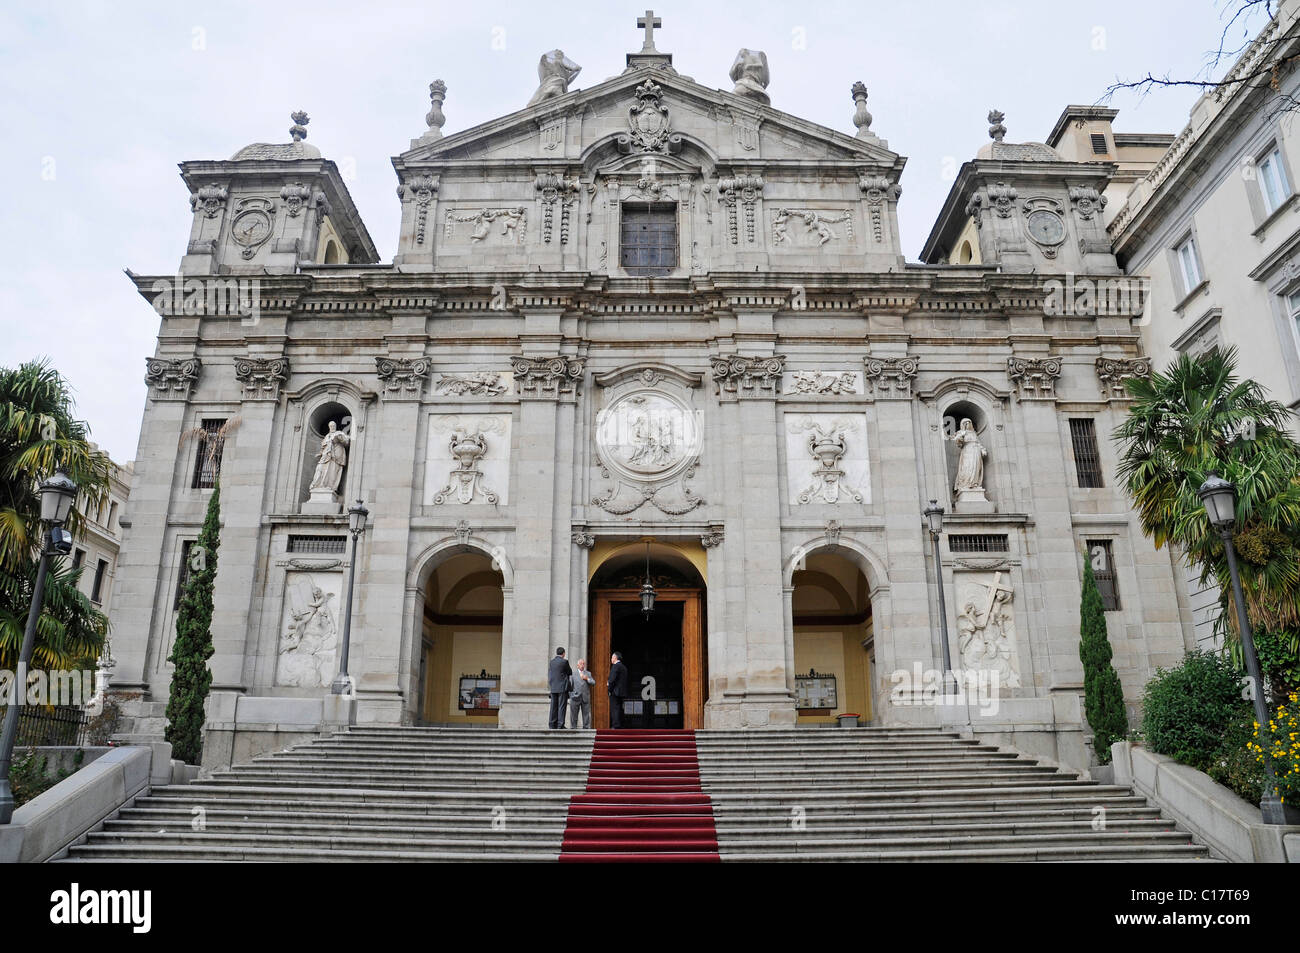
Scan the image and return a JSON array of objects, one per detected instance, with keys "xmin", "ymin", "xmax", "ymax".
[
  {"xmin": 300, "ymin": 401, "xmax": 354, "ymax": 510},
  {"xmin": 940, "ymin": 399, "xmax": 995, "ymax": 508}
]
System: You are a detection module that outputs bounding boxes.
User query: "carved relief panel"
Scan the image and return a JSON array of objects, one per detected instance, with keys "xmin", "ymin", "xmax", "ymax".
[
  {"xmin": 784, "ymin": 413, "xmax": 871, "ymax": 506},
  {"xmin": 591, "ymin": 365, "xmax": 704, "ymax": 516},
  {"xmin": 425, "ymin": 414, "xmax": 512, "ymax": 505},
  {"xmin": 275, "ymin": 571, "xmax": 342, "ymax": 688}
]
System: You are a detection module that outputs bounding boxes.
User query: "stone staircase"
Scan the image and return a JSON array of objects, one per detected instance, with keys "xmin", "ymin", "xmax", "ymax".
[
  {"xmin": 61, "ymin": 726, "xmax": 1218, "ymax": 862},
  {"xmin": 65, "ymin": 728, "xmax": 594, "ymax": 862},
  {"xmin": 697, "ymin": 729, "xmax": 1215, "ymax": 861}
]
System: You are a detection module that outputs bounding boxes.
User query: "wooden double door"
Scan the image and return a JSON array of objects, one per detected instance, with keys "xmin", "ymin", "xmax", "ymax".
[{"xmin": 590, "ymin": 588, "xmax": 705, "ymax": 730}]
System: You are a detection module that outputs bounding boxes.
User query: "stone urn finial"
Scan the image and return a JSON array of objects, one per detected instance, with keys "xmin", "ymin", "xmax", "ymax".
[
  {"xmin": 851, "ymin": 81, "xmax": 873, "ymax": 139},
  {"xmin": 289, "ymin": 111, "xmax": 309, "ymax": 142},
  {"xmin": 425, "ymin": 79, "xmax": 448, "ymax": 138},
  {"xmin": 988, "ymin": 109, "xmax": 1006, "ymax": 142}
]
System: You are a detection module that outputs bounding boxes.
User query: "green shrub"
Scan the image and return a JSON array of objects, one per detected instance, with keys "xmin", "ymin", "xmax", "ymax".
[
  {"xmin": 7, "ymin": 748, "xmax": 80, "ymax": 808},
  {"xmin": 1206, "ymin": 708, "xmax": 1266, "ymax": 803},
  {"xmin": 1079, "ymin": 559, "xmax": 1127, "ymax": 764},
  {"xmin": 1142, "ymin": 650, "xmax": 1251, "ymax": 772}
]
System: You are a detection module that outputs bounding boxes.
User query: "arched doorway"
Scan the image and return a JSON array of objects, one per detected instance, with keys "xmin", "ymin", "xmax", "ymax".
[
  {"xmin": 790, "ymin": 552, "xmax": 874, "ymax": 724},
  {"xmin": 418, "ymin": 550, "xmax": 505, "ymax": 725},
  {"xmin": 589, "ymin": 542, "xmax": 707, "ymax": 730}
]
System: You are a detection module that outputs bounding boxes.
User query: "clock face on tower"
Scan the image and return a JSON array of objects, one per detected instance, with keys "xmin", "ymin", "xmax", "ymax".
[{"xmin": 1025, "ymin": 209, "xmax": 1065, "ymax": 246}]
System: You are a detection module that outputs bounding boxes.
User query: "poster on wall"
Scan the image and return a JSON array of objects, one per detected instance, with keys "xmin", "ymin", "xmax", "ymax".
[
  {"xmin": 459, "ymin": 674, "xmax": 501, "ymax": 711},
  {"xmin": 795, "ymin": 671, "xmax": 838, "ymax": 710}
]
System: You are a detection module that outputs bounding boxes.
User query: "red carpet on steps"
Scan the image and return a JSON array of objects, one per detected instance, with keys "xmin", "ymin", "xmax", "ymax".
[{"xmin": 559, "ymin": 729, "xmax": 720, "ymax": 863}]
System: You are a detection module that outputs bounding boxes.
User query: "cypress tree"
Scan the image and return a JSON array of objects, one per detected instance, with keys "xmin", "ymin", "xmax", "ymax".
[
  {"xmin": 1079, "ymin": 556, "xmax": 1128, "ymax": 764},
  {"xmin": 165, "ymin": 481, "xmax": 220, "ymax": 765}
]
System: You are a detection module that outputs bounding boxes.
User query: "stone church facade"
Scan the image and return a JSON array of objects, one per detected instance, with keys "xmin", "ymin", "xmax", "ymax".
[{"xmin": 109, "ymin": 24, "xmax": 1191, "ymax": 771}]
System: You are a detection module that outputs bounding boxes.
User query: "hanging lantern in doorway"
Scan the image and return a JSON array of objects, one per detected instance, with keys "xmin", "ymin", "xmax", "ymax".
[{"xmin": 640, "ymin": 540, "xmax": 656, "ymax": 620}]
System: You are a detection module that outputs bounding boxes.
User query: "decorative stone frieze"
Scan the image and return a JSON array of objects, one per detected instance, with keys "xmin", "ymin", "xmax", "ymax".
[
  {"xmin": 189, "ymin": 185, "xmax": 228, "ymax": 219},
  {"xmin": 234, "ymin": 357, "xmax": 290, "ymax": 400},
  {"xmin": 511, "ymin": 356, "xmax": 585, "ymax": 398},
  {"xmin": 1096, "ymin": 357, "xmax": 1152, "ymax": 400},
  {"xmin": 863, "ymin": 355, "xmax": 918, "ymax": 398},
  {"xmin": 711, "ymin": 355, "xmax": 784, "ymax": 397},
  {"xmin": 375, "ymin": 356, "xmax": 431, "ymax": 399},
  {"xmin": 144, "ymin": 357, "xmax": 202, "ymax": 400},
  {"xmin": 1006, "ymin": 356, "xmax": 1061, "ymax": 400}
]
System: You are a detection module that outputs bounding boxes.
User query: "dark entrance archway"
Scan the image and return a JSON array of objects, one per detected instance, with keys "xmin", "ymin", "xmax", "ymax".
[{"xmin": 589, "ymin": 548, "xmax": 706, "ymax": 729}]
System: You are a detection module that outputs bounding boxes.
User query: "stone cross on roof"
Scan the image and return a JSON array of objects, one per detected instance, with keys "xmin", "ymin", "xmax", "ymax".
[{"xmin": 637, "ymin": 10, "xmax": 662, "ymax": 51}]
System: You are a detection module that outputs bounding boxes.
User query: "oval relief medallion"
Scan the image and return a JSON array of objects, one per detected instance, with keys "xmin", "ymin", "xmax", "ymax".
[{"xmin": 596, "ymin": 390, "xmax": 699, "ymax": 484}]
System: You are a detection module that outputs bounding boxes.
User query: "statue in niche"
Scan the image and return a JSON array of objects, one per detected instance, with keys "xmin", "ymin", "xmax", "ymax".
[
  {"xmin": 527, "ymin": 49, "xmax": 581, "ymax": 107},
  {"xmin": 309, "ymin": 419, "xmax": 352, "ymax": 494},
  {"xmin": 279, "ymin": 583, "xmax": 337, "ymax": 688},
  {"xmin": 729, "ymin": 49, "xmax": 770, "ymax": 104},
  {"xmin": 950, "ymin": 417, "xmax": 988, "ymax": 501}
]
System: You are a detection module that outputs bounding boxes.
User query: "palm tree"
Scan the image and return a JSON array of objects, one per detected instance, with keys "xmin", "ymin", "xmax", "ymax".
[
  {"xmin": 0, "ymin": 359, "xmax": 113, "ymax": 671},
  {"xmin": 1113, "ymin": 347, "xmax": 1300, "ymax": 684}
]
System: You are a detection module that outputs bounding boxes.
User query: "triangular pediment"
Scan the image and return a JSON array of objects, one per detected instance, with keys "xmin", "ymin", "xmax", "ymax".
[{"xmin": 395, "ymin": 67, "xmax": 900, "ymax": 173}]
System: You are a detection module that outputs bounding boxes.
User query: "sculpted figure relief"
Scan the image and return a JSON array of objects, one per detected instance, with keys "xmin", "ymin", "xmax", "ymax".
[
  {"xmin": 309, "ymin": 419, "xmax": 351, "ymax": 494},
  {"xmin": 279, "ymin": 582, "xmax": 338, "ymax": 688},
  {"xmin": 729, "ymin": 48, "xmax": 770, "ymax": 104},
  {"xmin": 527, "ymin": 49, "xmax": 581, "ymax": 107}
]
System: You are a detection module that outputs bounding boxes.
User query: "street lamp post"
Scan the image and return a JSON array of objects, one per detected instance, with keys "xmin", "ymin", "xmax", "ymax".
[
  {"xmin": 0, "ymin": 469, "xmax": 77, "ymax": 824},
  {"xmin": 923, "ymin": 500, "xmax": 956, "ymax": 696},
  {"xmin": 331, "ymin": 499, "xmax": 369, "ymax": 696},
  {"xmin": 1197, "ymin": 473, "xmax": 1287, "ymax": 825}
]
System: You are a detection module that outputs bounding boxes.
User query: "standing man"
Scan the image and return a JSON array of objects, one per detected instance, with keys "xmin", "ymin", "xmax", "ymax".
[
  {"xmin": 548, "ymin": 647, "xmax": 572, "ymax": 729},
  {"xmin": 568, "ymin": 658, "xmax": 596, "ymax": 729},
  {"xmin": 607, "ymin": 651, "xmax": 628, "ymax": 729}
]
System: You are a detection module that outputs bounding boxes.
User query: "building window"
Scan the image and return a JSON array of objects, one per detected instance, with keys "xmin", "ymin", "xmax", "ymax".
[
  {"xmin": 1258, "ymin": 145, "xmax": 1291, "ymax": 215},
  {"xmin": 108, "ymin": 500, "xmax": 118, "ymax": 531},
  {"xmin": 1090, "ymin": 133, "xmax": 1108, "ymax": 155},
  {"xmin": 1086, "ymin": 539, "xmax": 1121, "ymax": 611},
  {"xmin": 620, "ymin": 203, "xmax": 677, "ymax": 276},
  {"xmin": 1174, "ymin": 235, "xmax": 1203, "ymax": 295},
  {"xmin": 1287, "ymin": 292, "xmax": 1300, "ymax": 361},
  {"xmin": 287, "ymin": 535, "xmax": 347, "ymax": 554},
  {"xmin": 175, "ymin": 540, "xmax": 195, "ymax": 610},
  {"xmin": 71, "ymin": 548, "xmax": 85, "ymax": 570},
  {"xmin": 91, "ymin": 559, "xmax": 109, "ymax": 604},
  {"xmin": 1068, "ymin": 418, "xmax": 1105, "ymax": 488},
  {"xmin": 190, "ymin": 418, "xmax": 226, "ymax": 489},
  {"xmin": 948, "ymin": 534, "xmax": 1009, "ymax": 554}
]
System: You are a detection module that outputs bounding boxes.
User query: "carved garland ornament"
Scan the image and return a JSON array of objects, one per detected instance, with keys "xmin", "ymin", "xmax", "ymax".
[
  {"xmin": 718, "ymin": 175, "xmax": 764, "ymax": 244},
  {"xmin": 533, "ymin": 174, "xmax": 579, "ymax": 244},
  {"xmin": 859, "ymin": 174, "xmax": 901, "ymax": 243},
  {"xmin": 397, "ymin": 175, "xmax": 439, "ymax": 245}
]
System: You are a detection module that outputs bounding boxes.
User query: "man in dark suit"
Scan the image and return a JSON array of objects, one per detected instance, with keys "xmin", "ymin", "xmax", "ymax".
[
  {"xmin": 548, "ymin": 647, "xmax": 572, "ymax": 729},
  {"xmin": 607, "ymin": 651, "xmax": 628, "ymax": 729}
]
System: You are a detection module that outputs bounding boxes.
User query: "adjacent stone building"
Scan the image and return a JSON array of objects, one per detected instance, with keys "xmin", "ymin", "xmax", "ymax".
[
  {"xmin": 110, "ymin": 19, "xmax": 1195, "ymax": 770},
  {"xmin": 1108, "ymin": 0, "xmax": 1300, "ymax": 650}
]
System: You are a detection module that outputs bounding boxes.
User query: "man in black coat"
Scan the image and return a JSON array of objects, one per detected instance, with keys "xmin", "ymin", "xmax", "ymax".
[
  {"xmin": 547, "ymin": 648, "xmax": 572, "ymax": 729},
  {"xmin": 607, "ymin": 651, "xmax": 629, "ymax": 729}
]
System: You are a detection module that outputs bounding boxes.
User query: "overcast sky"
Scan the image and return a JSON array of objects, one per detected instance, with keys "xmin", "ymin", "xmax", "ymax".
[{"xmin": 0, "ymin": 0, "xmax": 1270, "ymax": 464}]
